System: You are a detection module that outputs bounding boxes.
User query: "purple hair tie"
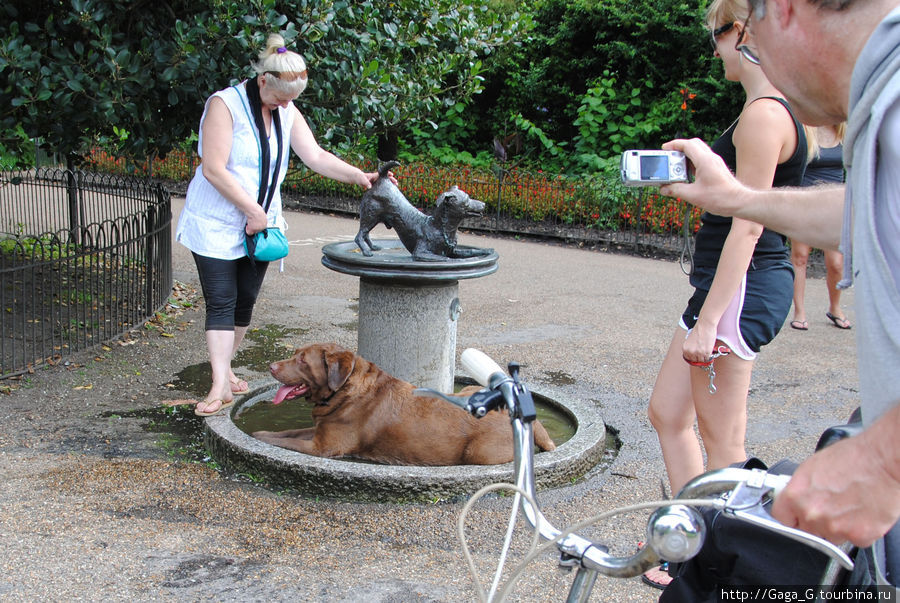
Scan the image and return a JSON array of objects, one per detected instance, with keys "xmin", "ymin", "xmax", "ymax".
[{"xmin": 276, "ymin": 46, "xmax": 287, "ymax": 54}]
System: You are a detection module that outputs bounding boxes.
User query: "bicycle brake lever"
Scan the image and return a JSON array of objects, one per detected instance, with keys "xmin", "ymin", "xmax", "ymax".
[
  {"xmin": 723, "ymin": 470, "xmax": 854, "ymax": 571},
  {"xmin": 413, "ymin": 387, "xmax": 503, "ymax": 417},
  {"xmin": 414, "ymin": 388, "xmax": 475, "ymax": 413}
]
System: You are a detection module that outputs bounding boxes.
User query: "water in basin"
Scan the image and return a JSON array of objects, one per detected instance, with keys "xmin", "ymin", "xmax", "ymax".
[{"xmin": 233, "ymin": 387, "xmax": 576, "ymax": 446}]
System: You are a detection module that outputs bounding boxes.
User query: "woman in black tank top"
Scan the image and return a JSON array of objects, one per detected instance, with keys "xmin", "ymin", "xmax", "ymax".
[
  {"xmin": 788, "ymin": 123, "xmax": 852, "ymax": 331},
  {"xmin": 644, "ymin": 0, "xmax": 806, "ymax": 589}
]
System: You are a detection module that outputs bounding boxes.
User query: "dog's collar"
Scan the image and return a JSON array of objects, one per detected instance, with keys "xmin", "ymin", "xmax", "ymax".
[{"xmin": 315, "ymin": 389, "xmax": 337, "ymax": 405}]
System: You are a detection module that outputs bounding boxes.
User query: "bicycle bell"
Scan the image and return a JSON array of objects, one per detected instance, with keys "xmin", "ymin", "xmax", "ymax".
[{"xmin": 646, "ymin": 504, "xmax": 706, "ymax": 562}]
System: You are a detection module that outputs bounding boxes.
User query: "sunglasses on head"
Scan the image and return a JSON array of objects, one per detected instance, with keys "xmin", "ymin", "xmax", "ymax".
[{"xmin": 265, "ymin": 69, "xmax": 308, "ymax": 82}]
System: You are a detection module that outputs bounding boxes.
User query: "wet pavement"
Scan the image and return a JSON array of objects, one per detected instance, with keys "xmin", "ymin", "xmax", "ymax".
[{"xmin": 0, "ymin": 198, "xmax": 859, "ymax": 601}]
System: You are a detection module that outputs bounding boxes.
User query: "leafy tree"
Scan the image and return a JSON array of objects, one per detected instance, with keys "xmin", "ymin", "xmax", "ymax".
[
  {"xmin": 468, "ymin": 0, "xmax": 742, "ymax": 170},
  {"xmin": 0, "ymin": 1, "xmax": 342, "ymax": 168},
  {"xmin": 4, "ymin": 0, "xmax": 201, "ymax": 167},
  {"xmin": 293, "ymin": 1, "xmax": 531, "ymax": 160},
  {"xmin": 0, "ymin": 0, "xmax": 528, "ymax": 168}
]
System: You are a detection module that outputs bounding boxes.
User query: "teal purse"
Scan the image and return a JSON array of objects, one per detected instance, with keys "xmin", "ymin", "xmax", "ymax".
[{"xmin": 244, "ymin": 226, "xmax": 289, "ymax": 262}]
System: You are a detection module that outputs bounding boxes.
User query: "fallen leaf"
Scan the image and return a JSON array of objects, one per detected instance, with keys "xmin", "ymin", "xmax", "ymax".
[{"xmin": 161, "ymin": 398, "xmax": 198, "ymax": 407}]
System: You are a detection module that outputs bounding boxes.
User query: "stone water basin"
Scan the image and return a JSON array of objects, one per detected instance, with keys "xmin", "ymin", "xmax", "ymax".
[{"xmin": 203, "ymin": 381, "xmax": 610, "ymax": 503}]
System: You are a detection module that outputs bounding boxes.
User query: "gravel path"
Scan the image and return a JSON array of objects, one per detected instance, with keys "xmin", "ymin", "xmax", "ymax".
[{"xmin": 0, "ymin": 201, "xmax": 859, "ymax": 601}]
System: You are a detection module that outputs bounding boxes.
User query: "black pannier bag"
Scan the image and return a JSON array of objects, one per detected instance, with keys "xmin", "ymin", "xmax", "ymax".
[{"xmin": 660, "ymin": 458, "xmax": 836, "ymax": 602}]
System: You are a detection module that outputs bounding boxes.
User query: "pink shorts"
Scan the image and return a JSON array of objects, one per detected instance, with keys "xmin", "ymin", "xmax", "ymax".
[{"xmin": 679, "ymin": 275, "xmax": 758, "ymax": 360}]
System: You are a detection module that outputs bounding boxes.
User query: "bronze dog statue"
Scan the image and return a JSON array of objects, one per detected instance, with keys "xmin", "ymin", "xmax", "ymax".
[{"xmin": 354, "ymin": 161, "xmax": 494, "ymax": 261}]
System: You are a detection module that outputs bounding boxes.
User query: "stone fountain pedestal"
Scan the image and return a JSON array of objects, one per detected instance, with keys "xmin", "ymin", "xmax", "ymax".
[{"xmin": 321, "ymin": 239, "xmax": 498, "ymax": 392}]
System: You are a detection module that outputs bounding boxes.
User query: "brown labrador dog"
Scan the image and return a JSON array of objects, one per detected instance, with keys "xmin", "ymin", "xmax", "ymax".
[{"xmin": 253, "ymin": 343, "xmax": 556, "ymax": 465}]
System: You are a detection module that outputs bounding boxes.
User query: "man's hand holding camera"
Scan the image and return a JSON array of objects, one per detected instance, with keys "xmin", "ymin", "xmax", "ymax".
[{"xmin": 658, "ymin": 138, "xmax": 747, "ymax": 217}]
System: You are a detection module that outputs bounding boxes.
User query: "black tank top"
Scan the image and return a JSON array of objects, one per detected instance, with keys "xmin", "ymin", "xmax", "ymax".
[
  {"xmin": 691, "ymin": 97, "xmax": 807, "ymax": 288},
  {"xmin": 801, "ymin": 143, "xmax": 844, "ymax": 186}
]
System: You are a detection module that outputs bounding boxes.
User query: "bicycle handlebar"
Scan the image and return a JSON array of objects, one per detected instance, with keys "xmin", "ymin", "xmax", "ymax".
[
  {"xmin": 460, "ymin": 348, "xmax": 506, "ymax": 389},
  {"xmin": 445, "ymin": 348, "xmax": 856, "ymax": 579},
  {"xmin": 678, "ymin": 468, "xmax": 853, "ymax": 570}
]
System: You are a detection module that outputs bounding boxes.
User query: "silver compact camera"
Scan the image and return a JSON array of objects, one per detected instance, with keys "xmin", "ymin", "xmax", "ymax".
[{"xmin": 620, "ymin": 150, "xmax": 689, "ymax": 186}]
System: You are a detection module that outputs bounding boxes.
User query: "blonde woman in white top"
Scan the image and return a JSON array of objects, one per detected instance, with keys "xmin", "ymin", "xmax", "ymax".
[{"xmin": 176, "ymin": 33, "xmax": 380, "ymax": 416}]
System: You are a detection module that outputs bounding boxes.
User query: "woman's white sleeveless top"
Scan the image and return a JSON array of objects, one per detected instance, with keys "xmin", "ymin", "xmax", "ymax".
[{"xmin": 176, "ymin": 81, "xmax": 293, "ymax": 259}]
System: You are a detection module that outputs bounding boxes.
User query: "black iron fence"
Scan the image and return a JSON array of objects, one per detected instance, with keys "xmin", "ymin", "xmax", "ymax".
[{"xmin": 0, "ymin": 169, "xmax": 173, "ymax": 379}]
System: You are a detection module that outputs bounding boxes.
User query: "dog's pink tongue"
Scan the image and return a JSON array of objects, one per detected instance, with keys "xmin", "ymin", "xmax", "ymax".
[{"xmin": 272, "ymin": 385, "xmax": 295, "ymax": 405}]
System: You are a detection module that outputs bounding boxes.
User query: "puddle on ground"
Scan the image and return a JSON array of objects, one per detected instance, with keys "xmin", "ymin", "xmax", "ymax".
[
  {"xmin": 165, "ymin": 324, "xmax": 306, "ymax": 397},
  {"xmin": 233, "ymin": 324, "xmax": 308, "ymax": 372},
  {"xmin": 539, "ymin": 370, "xmax": 577, "ymax": 386},
  {"xmin": 100, "ymin": 405, "xmax": 208, "ymax": 463}
]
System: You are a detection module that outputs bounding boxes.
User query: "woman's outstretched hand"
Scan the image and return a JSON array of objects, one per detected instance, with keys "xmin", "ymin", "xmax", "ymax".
[{"xmin": 359, "ymin": 169, "xmax": 398, "ymax": 189}]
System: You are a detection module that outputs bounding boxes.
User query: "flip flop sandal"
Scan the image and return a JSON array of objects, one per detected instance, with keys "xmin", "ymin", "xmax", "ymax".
[
  {"xmin": 790, "ymin": 320, "xmax": 809, "ymax": 330},
  {"xmin": 641, "ymin": 562, "xmax": 672, "ymax": 590},
  {"xmin": 826, "ymin": 312, "xmax": 851, "ymax": 329},
  {"xmin": 194, "ymin": 399, "xmax": 235, "ymax": 417},
  {"xmin": 230, "ymin": 379, "xmax": 250, "ymax": 394}
]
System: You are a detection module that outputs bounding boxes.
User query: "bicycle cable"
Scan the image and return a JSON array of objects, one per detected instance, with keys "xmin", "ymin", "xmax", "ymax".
[
  {"xmin": 458, "ymin": 482, "xmax": 726, "ymax": 603},
  {"xmin": 458, "ymin": 483, "xmax": 542, "ymax": 603},
  {"xmin": 494, "ymin": 496, "xmax": 726, "ymax": 603},
  {"xmin": 488, "ymin": 490, "xmax": 522, "ymax": 601}
]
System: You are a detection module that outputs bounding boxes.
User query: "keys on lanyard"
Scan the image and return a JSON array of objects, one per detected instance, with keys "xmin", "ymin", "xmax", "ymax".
[{"xmin": 687, "ymin": 343, "xmax": 731, "ymax": 394}]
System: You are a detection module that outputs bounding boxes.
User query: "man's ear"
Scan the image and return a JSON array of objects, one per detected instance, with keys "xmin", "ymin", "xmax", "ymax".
[{"xmin": 769, "ymin": 0, "xmax": 794, "ymax": 29}]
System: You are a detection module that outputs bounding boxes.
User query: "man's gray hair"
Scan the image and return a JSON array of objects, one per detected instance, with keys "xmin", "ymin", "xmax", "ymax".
[
  {"xmin": 813, "ymin": 0, "xmax": 856, "ymax": 7},
  {"xmin": 751, "ymin": 0, "xmax": 856, "ymax": 17},
  {"xmin": 749, "ymin": 0, "xmax": 767, "ymax": 17}
]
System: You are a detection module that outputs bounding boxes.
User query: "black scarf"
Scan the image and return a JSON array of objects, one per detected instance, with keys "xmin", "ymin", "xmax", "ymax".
[{"xmin": 245, "ymin": 77, "xmax": 283, "ymax": 213}]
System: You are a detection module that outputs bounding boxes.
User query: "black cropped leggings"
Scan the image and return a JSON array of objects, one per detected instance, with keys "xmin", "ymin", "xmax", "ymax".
[{"xmin": 192, "ymin": 252, "xmax": 269, "ymax": 331}]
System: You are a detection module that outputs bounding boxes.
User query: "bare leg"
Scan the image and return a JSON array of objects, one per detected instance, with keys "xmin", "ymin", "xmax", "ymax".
[
  {"xmin": 227, "ymin": 325, "xmax": 249, "ymax": 387},
  {"xmin": 197, "ymin": 329, "xmax": 236, "ymax": 414},
  {"xmin": 790, "ymin": 240, "xmax": 811, "ymax": 326},
  {"xmin": 647, "ymin": 329, "xmax": 702, "ymax": 588},
  {"xmin": 233, "ymin": 325, "xmax": 249, "ymax": 352},
  {"xmin": 824, "ymin": 249, "xmax": 850, "ymax": 326},
  {"xmin": 648, "ymin": 329, "xmax": 705, "ymax": 494},
  {"xmin": 692, "ymin": 353, "xmax": 754, "ymax": 471}
]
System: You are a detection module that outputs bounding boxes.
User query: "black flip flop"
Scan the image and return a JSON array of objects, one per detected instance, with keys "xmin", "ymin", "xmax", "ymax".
[
  {"xmin": 826, "ymin": 312, "xmax": 852, "ymax": 329},
  {"xmin": 641, "ymin": 562, "xmax": 672, "ymax": 590}
]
